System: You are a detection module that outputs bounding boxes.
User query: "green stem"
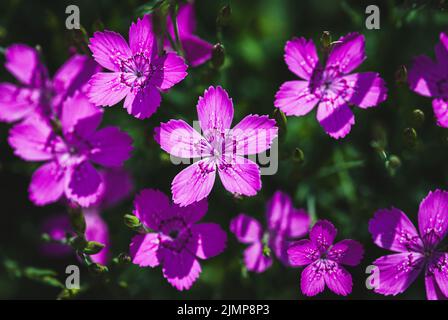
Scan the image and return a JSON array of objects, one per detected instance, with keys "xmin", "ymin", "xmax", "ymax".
[{"xmin": 170, "ymin": 4, "xmax": 184, "ymax": 57}]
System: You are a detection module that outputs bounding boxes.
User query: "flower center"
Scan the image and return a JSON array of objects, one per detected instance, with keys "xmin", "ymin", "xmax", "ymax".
[{"xmin": 119, "ymin": 53, "xmax": 154, "ymax": 90}]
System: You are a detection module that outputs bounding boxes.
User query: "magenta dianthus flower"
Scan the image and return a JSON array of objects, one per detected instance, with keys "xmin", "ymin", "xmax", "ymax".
[
  {"xmin": 274, "ymin": 32, "xmax": 387, "ymax": 139},
  {"xmin": 287, "ymin": 220, "xmax": 364, "ymax": 296},
  {"xmin": 369, "ymin": 189, "xmax": 448, "ymax": 300},
  {"xmin": 230, "ymin": 191, "xmax": 310, "ymax": 273},
  {"xmin": 0, "ymin": 44, "xmax": 99, "ymax": 122},
  {"xmin": 408, "ymin": 32, "xmax": 448, "ymax": 127},
  {"xmin": 164, "ymin": 2, "xmax": 213, "ymax": 67},
  {"xmin": 87, "ymin": 15, "xmax": 188, "ymax": 119},
  {"xmin": 129, "ymin": 189, "xmax": 227, "ymax": 291},
  {"xmin": 155, "ymin": 86, "xmax": 278, "ymax": 207},
  {"xmin": 8, "ymin": 91, "xmax": 133, "ymax": 207}
]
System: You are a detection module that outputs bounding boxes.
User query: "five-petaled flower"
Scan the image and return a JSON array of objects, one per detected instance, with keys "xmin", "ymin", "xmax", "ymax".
[
  {"xmin": 408, "ymin": 32, "xmax": 448, "ymax": 128},
  {"xmin": 129, "ymin": 189, "xmax": 227, "ymax": 291},
  {"xmin": 230, "ymin": 191, "xmax": 310, "ymax": 273},
  {"xmin": 87, "ymin": 14, "xmax": 188, "ymax": 119},
  {"xmin": 0, "ymin": 44, "xmax": 99, "ymax": 122},
  {"xmin": 369, "ymin": 189, "xmax": 448, "ymax": 300},
  {"xmin": 287, "ymin": 220, "xmax": 364, "ymax": 296},
  {"xmin": 274, "ymin": 32, "xmax": 387, "ymax": 139},
  {"xmin": 8, "ymin": 91, "xmax": 133, "ymax": 207},
  {"xmin": 155, "ymin": 86, "xmax": 278, "ymax": 207}
]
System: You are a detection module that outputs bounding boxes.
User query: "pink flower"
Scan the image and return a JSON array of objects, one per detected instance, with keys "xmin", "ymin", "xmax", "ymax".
[
  {"xmin": 408, "ymin": 32, "xmax": 448, "ymax": 127},
  {"xmin": 87, "ymin": 15, "xmax": 188, "ymax": 119},
  {"xmin": 0, "ymin": 44, "xmax": 99, "ymax": 122},
  {"xmin": 129, "ymin": 189, "xmax": 227, "ymax": 291},
  {"xmin": 154, "ymin": 86, "xmax": 278, "ymax": 207},
  {"xmin": 165, "ymin": 2, "xmax": 213, "ymax": 67},
  {"xmin": 230, "ymin": 191, "xmax": 310, "ymax": 273},
  {"xmin": 8, "ymin": 91, "xmax": 133, "ymax": 207},
  {"xmin": 274, "ymin": 32, "xmax": 387, "ymax": 139},
  {"xmin": 287, "ymin": 220, "xmax": 364, "ymax": 297},
  {"xmin": 369, "ymin": 190, "xmax": 448, "ymax": 300}
]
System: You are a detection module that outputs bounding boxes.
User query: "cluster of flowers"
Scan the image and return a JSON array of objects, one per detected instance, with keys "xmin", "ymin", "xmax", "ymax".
[{"xmin": 1, "ymin": 2, "xmax": 448, "ymax": 298}]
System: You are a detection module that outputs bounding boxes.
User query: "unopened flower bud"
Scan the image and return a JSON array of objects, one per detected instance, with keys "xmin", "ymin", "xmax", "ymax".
[
  {"xmin": 292, "ymin": 148, "xmax": 305, "ymax": 164},
  {"xmin": 273, "ymin": 108, "xmax": 287, "ymax": 137},
  {"xmin": 124, "ymin": 214, "xmax": 142, "ymax": 230},
  {"xmin": 386, "ymin": 155, "xmax": 401, "ymax": 170},
  {"xmin": 89, "ymin": 263, "xmax": 109, "ymax": 274},
  {"xmin": 212, "ymin": 43, "xmax": 225, "ymax": 69},
  {"xmin": 403, "ymin": 127, "xmax": 417, "ymax": 147},
  {"xmin": 117, "ymin": 253, "xmax": 131, "ymax": 264},
  {"xmin": 412, "ymin": 109, "xmax": 425, "ymax": 127},
  {"xmin": 70, "ymin": 235, "xmax": 88, "ymax": 251},
  {"xmin": 395, "ymin": 65, "xmax": 408, "ymax": 84},
  {"xmin": 83, "ymin": 241, "xmax": 105, "ymax": 255},
  {"xmin": 320, "ymin": 31, "xmax": 332, "ymax": 50}
]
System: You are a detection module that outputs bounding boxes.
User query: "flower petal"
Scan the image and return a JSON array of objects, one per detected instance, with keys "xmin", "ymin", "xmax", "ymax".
[
  {"xmin": 52, "ymin": 54, "xmax": 101, "ymax": 111},
  {"xmin": 8, "ymin": 115, "xmax": 63, "ymax": 161},
  {"xmin": 328, "ymin": 239, "xmax": 364, "ymax": 266},
  {"xmin": 287, "ymin": 239, "xmax": 319, "ymax": 266},
  {"xmin": 274, "ymin": 80, "xmax": 319, "ymax": 116},
  {"xmin": 316, "ymin": 101, "xmax": 355, "ymax": 139},
  {"xmin": 326, "ymin": 32, "xmax": 365, "ymax": 74},
  {"xmin": 154, "ymin": 119, "xmax": 209, "ymax": 158},
  {"xmin": 130, "ymin": 233, "xmax": 160, "ymax": 267},
  {"xmin": 373, "ymin": 252, "xmax": 425, "ymax": 296},
  {"xmin": 29, "ymin": 161, "xmax": 65, "ymax": 206},
  {"xmin": 231, "ymin": 115, "xmax": 278, "ymax": 156},
  {"xmin": 0, "ymin": 83, "xmax": 37, "ymax": 122},
  {"xmin": 65, "ymin": 160, "xmax": 103, "ymax": 207},
  {"xmin": 408, "ymin": 55, "xmax": 442, "ymax": 97},
  {"xmin": 169, "ymin": 3, "xmax": 196, "ymax": 36},
  {"xmin": 150, "ymin": 53, "xmax": 188, "ymax": 90},
  {"xmin": 171, "ymin": 158, "xmax": 216, "ymax": 207},
  {"xmin": 87, "ymin": 72, "xmax": 130, "ymax": 106},
  {"xmin": 418, "ymin": 190, "xmax": 448, "ymax": 250},
  {"xmin": 88, "ymin": 31, "xmax": 132, "ymax": 71},
  {"xmin": 181, "ymin": 35, "xmax": 213, "ymax": 67},
  {"xmin": 123, "ymin": 85, "xmax": 161, "ymax": 119},
  {"xmin": 432, "ymin": 98, "xmax": 448, "ymax": 128},
  {"xmin": 344, "ymin": 72, "xmax": 387, "ymax": 108},
  {"xmin": 428, "ymin": 253, "xmax": 448, "ymax": 299},
  {"xmin": 266, "ymin": 190, "xmax": 310, "ymax": 237},
  {"xmin": 369, "ymin": 208, "xmax": 423, "ymax": 253},
  {"xmin": 230, "ymin": 214, "xmax": 262, "ymax": 244},
  {"xmin": 174, "ymin": 199, "xmax": 209, "ymax": 225},
  {"xmin": 197, "ymin": 86, "xmax": 234, "ymax": 133},
  {"xmin": 300, "ymin": 260, "xmax": 326, "ymax": 296},
  {"xmin": 284, "ymin": 37, "xmax": 319, "ymax": 80},
  {"xmin": 191, "ymin": 223, "xmax": 227, "ymax": 259},
  {"xmin": 129, "ymin": 15, "xmax": 157, "ymax": 57},
  {"xmin": 244, "ymin": 242, "xmax": 273, "ymax": 273},
  {"xmin": 310, "ymin": 220, "xmax": 337, "ymax": 252},
  {"xmin": 217, "ymin": 156, "xmax": 261, "ymax": 197},
  {"xmin": 134, "ymin": 189, "xmax": 171, "ymax": 230},
  {"xmin": 425, "ymin": 271, "xmax": 447, "ymax": 300},
  {"xmin": 88, "ymin": 126, "xmax": 133, "ymax": 167},
  {"xmin": 323, "ymin": 261, "xmax": 353, "ymax": 296},
  {"xmin": 61, "ymin": 90, "xmax": 103, "ymax": 138},
  {"xmin": 158, "ymin": 247, "xmax": 201, "ymax": 291},
  {"xmin": 100, "ymin": 168, "xmax": 132, "ymax": 208},
  {"xmin": 5, "ymin": 44, "xmax": 48, "ymax": 86}
]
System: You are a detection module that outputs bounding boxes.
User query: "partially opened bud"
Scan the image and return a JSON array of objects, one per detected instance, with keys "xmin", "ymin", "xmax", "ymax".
[{"xmin": 124, "ymin": 214, "xmax": 142, "ymax": 230}]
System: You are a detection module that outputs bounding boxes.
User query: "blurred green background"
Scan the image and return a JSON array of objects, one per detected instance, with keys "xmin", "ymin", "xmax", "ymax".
[{"xmin": 1, "ymin": 0, "xmax": 448, "ymax": 299}]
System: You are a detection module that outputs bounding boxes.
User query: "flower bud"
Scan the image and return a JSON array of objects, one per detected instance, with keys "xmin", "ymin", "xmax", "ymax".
[
  {"xmin": 212, "ymin": 43, "xmax": 225, "ymax": 69},
  {"xmin": 292, "ymin": 148, "xmax": 305, "ymax": 164},
  {"xmin": 83, "ymin": 241, "xmax": 105, "ymax": 255},
  {"xmin": 117, "ymin": 253, "xmax": 132, "ymax": 264},
  {"xmin": 403, "ymin": 127, "xmax": 417, "ymax": 147},
  {"xmin": 89, "ymin": 263, "xmax": 109, "ymax": 274},
  {"xmin": 412, "ymin": 109, "xmax": 425, "ymax": 127},
  {"xmin": 273, "ymin": 108, "xmax": 287, "ymax": 137},
  {"xmin": 386, "ymin": 155, "xmax": 401, "ymax": 170},
  {"xmin": 395, "ymin": 65, "xmax": 408, "ymax": 84},
  {"xmin": 320, "ymin": 31, "xmax": 332, "ymax": 50},
  {"xmin": 69, "ymin": 235, "xmax": 88, "ymax": 251},
  {"xmin": 124, "ymin": 214, "xmax": 142, "ymax": 230}
]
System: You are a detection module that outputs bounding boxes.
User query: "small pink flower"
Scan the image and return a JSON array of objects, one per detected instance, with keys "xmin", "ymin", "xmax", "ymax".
[
  {"xmin": 129, "ymin": 189, "xmax": 227, "ymax": 291},
  {"xmin": 87, "ymin": 15, "xmax": 188, "ymax": 119},
  {"xmin": 155, "ymin": 86, "xmax": 278, "ymax": 207},
  {"xmin": 275, "ymin": 32, "xmax": 387, "ymax": 139}
]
